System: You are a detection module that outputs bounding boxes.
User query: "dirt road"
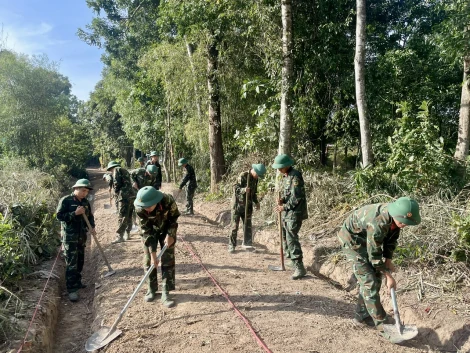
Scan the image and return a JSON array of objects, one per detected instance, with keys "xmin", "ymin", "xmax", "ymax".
[{"xmin": 52, "ymin": 169, "xmax": 438, "ymax": 353}]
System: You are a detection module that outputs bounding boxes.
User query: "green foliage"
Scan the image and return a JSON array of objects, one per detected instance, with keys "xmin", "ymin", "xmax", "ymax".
[
  {"xmin": 0, "ymin": 50, "xmax": 92, "ymax": 178},
  {"xmin": 450, "ymin": 212, "xmax": 470, "ymax": 262},
  {"xmin": 0, "ymin": 158, "xmax": 61, "ymax": 286},
  {"xmin": 354, "ymin": 101, "xmax": 457, "ymax": 196}
]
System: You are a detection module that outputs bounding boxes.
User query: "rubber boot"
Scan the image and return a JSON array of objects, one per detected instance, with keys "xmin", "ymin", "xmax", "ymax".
[
  {"xmin": 144, "ymin": 291, "xmax": 156, "ymax": 302},
  {"xmin": 228, "ymin": 244, "xmax": 235, "ymax": 253},
  {"xmin": 161, "ymin": 291, "xmax": 175, "ymax": 308},
  {"xmin": 286, "ymin": 259, "xmax": 295, "ymax": 268},
  {"xmin": 68, "ymin": 292, "xmax": 79, "ymax": 302},
  {"xmin": 123, "ymin": 231, "xmax": 131, "ymax": 241},
  {"xmin": 291, "ymin": 261, "xmax": 307, "ymax": 280},
  {"xmin": 111, "ymin": 234, "xmax": 124, "ymax": 244},
  {"xmin": 354, "ymin": 315, "xmax": 375, "ymax": 327}
]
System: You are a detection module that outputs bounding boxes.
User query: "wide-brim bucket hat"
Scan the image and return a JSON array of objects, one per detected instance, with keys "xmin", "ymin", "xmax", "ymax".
[
  {"xmin": 178, "ymin": 158, "xmax": 188, "ymax": 166},
  {"xmin": 106, "ymin": 160, "xmax": 120, "ymax": 171},
  {"xmin": 388, "ymin": 197, "xmax": 421, "ymax": 226},
  {"xmin": 272, "ymin": 154, "xmax": 294, "ymax": 169},
  {"xmin": 72, "ymin": 179, "xmax": 93, "ymax": 190},
  {"xmin": 252, "ymin": 164, "xmax": 266, "ymax": 179},
  {"xmin": 149, "ymin": 151, "xmax": 159, "ymax": 157},
  {"xmin": 134, "ymin": 186, "xmax": 163, "ymax": 208}
]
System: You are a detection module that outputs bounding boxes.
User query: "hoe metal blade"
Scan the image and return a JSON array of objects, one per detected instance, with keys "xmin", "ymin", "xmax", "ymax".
[
  {"xmin": 382, "ymin": 324, "xmax": 418, "ymax": 344},
  {"xmin": 268, "ymin": 264, "xmax": 285, "ymax": 271},
  {"xmin": 85, "ymin": 326, "xmax": 122, "ymax": 352}
]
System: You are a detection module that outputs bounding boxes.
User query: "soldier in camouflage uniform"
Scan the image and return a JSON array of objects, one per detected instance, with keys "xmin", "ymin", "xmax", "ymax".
[
  {"xmin": 178, "ymin": 158, "xmax": 198, "ymax": 215},
  {"xmin": 134, "ymin": 186, "xmax": 180, "ymax": 307},
  {"xmin": 107, "ymin": 161, "xmax": 136, "ymax": 243},
  {"xmin": 144, "ymin": 151, "xmax": 163, "ymax": 190},
  {"xmin": 137, "ymin": 156, "xmax": 145, "ymax": 168},
  {"xmin": 272, "ymin": 154, "xmax": 308, "ymax": 280},
  {"xmin": 337, "ymin": 197, "xmax": 421, "ymax": 331},
  {"xmin": 56, "ymin": 179, "xmax": 95, "ymax": 302},
  {"xmin": 228, "ymin": 164, "xmax": 266, "ymax": 252},
  {"xmin": 103, "ymin": 172, "xmax": 117, "ymax": 210}
]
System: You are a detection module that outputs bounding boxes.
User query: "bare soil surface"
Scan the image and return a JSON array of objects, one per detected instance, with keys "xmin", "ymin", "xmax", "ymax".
[{"xmin": 48, "ymin": 169, "xmax": 469, "ymax": 353}]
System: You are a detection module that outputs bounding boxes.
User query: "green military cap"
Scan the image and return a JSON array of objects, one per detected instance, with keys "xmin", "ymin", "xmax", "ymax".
[
  {"xmin": 134, "ymin": 186, "xmax": 163, "ymax": 208},
  {"xmin": 252, "ymin": 163, "xmax": 266, "ymax": 179},
  {"xmin": 388, "ymin": 197, "xmax": 421, "ymax": 226},
  {"xmin": 106, "ymin": 160, "xmax": 120, "ymax": 171},
  {"xmin": 72, "ymin": 179, "xmax": 93, "ymax": 190},
  {"xmin": 146, "ymin": 165, "xmax": 158, "ymax": 175},
  {"xmin": 137, "ymin": 157, "xmax": 144, "ymax": 162},
  {"xmin": 272, "ymin": 154, "xmax": 294, "ymax": 169},
  {"xmin": 178, "ymin": 158, "xmax": 188, "ymax": 166},
  {"xmin": 149, "ymin": 151, "xmax": 159, "ymax": 157}
]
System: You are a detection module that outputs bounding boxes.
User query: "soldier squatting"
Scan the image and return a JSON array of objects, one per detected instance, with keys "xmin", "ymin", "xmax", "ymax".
[{"xmin": 56, "ymin": 152, "xmax": 421, "ymax": 337}]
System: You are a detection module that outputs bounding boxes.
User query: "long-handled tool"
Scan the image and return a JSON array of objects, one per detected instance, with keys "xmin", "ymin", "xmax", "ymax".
[
  {"xmin": 383, "ymin": 288, "xmax": 418, "ymax": 343},
  {"xmin": 82, "ymin": 214, "xmax": 116, "ymax": 278},
  {"xmin": 268, "ymin": 191, "xmax": 285, "ymax": 271},
  {"xmin": 85, "ymin": 245, "xmax": 168, "ymax": 352},
  {"xmin": 242, "ymin": 170, "xmax": 254, "ymax": 250}
]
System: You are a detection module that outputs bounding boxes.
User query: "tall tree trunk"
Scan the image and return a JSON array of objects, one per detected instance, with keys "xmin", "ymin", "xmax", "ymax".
[
  {"xmin": 207, "ymin": 41, "xmax": 225, "ymax": 192},
  {"xmin": 166, "ymin": 100, "xmax": 177, "ymax": 183},
  {"xmin": 185, "ymin": 37, "xmax": 203, "ymax": 122},
  {"xmin": 354, "ymin": 0, "xmax": 373, "ymax": 167},
  {"xmin": 278, "ymin": 0, "xmax": 294, "ymax": 155},
  {"xmin": 454, "ymin": 56, "xmax": 470, "ymax": 160}
]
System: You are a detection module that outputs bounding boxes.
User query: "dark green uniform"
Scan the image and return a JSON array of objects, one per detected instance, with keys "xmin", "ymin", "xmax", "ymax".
[
  {"xmin": 337, "ymin": 203, "xmax": 399, "ymax": 327},
  {"xmin": 179, "ymin": 164, "xmax": 197, "ymax": 214},
  {"xmin": 137, "ymin": 194, "xmax": 180, "ymax": 294},
  {"xmin": 279, "ymin": 167, "xmax": 308, "ymax": 262},
  {"xmin": 130, "ymin": 168, "xmax": 148, "ymax": 189},
  {"xmin": 113, "ymin": 167, "xmax": 136, "ymax": 238},
  {"xmin": 230, "ymin": 171, "xmax": 259, "ymax": 247},
  {"xmin": 145, "ymin": 161, "xmax": 163, "ymax": 190},
  {"xmin": 56, "ymin": 194, "xmax": 95, "ymax": 293}
]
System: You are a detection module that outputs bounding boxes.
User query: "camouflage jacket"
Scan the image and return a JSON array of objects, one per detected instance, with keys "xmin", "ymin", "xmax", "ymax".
[
  {"xmin": 280, "ymin": 167, "xmax": 308, "ymax": 221},
  {"xmin": 130, "ymin": 168, "xmax": 147, "ymax": 190},
  {"xmin": 179, "ymin": 164, "xmax": 197, "ymax": 190},
  {"xmin": 113, "ymin": 167, "xmax": 136, "ymax": 201},
  {"xmin": 338, "ymin": 203, "xmax": 400, "ymax": 271},
  {"xmin": 144, "ymin": 161, "xmax": 163, "ymax": 189},
  {"xmin": 56, "ymin": 194, "xmax": 95, "ymax": 244},
  {"xmin": 136, "ymin": 194, "xmax": 180, "ymax": 252},
  {"xmin": 232, "ymin": 171, "xmax": 259, "ymax": 210}
]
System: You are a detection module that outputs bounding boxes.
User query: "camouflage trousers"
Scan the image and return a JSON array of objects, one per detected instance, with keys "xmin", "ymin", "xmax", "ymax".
[
  {"xmin": 338, "ymin": 229, "xmax": 387, "ymax": 326},
  {"xmin": 64, "ymin": 240, "xmax": 85, "ymax": 293},
  {"xmin": 117, "ymin": 199, "xmax": 135, "ymax": 236},
  {"xmin": 142, "ymin": 236, "xmax": 176, "ymax": 293},
  {"xmin": 282, "ymin": 218, "xmax": 303, "ymax": 261},
  {"xmin": 185, "ymin": 187, "xmax": 196, "ymax": 213},
  {"xmin": 229, "ymin": 206, "xmax": 253, "ymax": 246}
]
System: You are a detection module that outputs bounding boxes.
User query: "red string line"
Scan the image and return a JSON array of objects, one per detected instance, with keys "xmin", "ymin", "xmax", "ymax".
[
  {"xmin": 179, "ymin": 236, "xmax": 273, "ymax": 353},
  {"xmin": 17, "ymin": 248, "xmax": 61, "ymax": 353}
]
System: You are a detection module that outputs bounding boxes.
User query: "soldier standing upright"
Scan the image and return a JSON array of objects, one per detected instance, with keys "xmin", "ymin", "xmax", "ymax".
[
  {"xmin": 145, "ymin": 151, "xmax": 162, "ymax": 190},
  {"xmin": 134, "ymin": 186, "xmax": 180, "ymax": 307},
  {"xmin": 56, "ymin": 179, "xmax": 95, "ymax": 302},
  {"xmin": 337, "ymin": 197, "xmax": 421, "ymax": 332},
  {"xmin": 272, "ymin": 154, "xmax": 308, "ymax": 280},
  {"xmin": 178, "ymin": 158, "xmax": 198, "ymax": 215},
  {"xmin": 228, "ymin": 164, "xmax": 266, "ymax": 252},
  {"xmin": 107, "ymin": 160, "xmax": 136, "ymax": 243}
]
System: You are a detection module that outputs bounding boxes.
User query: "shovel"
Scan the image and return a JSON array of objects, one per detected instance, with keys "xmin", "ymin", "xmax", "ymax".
[
  {"xmin": 85, "ymin": 245, "xmax": 168, "ymax": 352},
  {"xmin": 382, "ymin": 288, "xmax": 418, "ymax": 344},
  {"xmin": 82, "ymin": 214, "xmax": 116, "ymax": 278},
  {"xmin": 268, "ymin": 192, "xmax": 285, "ymax": 271}
]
